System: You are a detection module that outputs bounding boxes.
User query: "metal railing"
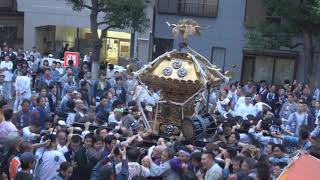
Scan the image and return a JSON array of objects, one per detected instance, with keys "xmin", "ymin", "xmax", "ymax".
[
  {"xmin": 157, "ymin": 0, "xmax": 218, "ymax": 18},
  {"xmin": 0, "ymin": 0, "xmax": 14, "ymax": 9}
]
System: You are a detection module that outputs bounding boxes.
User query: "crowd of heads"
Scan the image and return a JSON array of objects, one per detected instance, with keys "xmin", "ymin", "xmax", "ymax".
[{"xmin": 0, "ymin": 45, "xmax": 320, "ymax": 180}]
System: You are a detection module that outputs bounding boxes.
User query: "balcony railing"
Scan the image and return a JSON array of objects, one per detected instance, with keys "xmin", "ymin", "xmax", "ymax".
[
  {"xmin": 0, "ymin": 0, "xmax": 13, "ymax": 8},
  {"xmin": 157, "ymin": 0, "xmax": 218, "ymax": 18},
  {"xmin": 0, "ymin": 0, "xmax": 16, "ymax": 11}
]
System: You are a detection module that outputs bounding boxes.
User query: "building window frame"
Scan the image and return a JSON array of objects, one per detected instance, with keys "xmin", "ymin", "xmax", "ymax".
[
  {"xmin": 157, "ymin": 0, "xmax": 219, "ymax": 18},
  {"xmin": 241, "ymin": 49, "xmax": 297, "ymax": 85},
  {"xmin": 211, "ymin": 46, "xmax": 226, "ymax": 72}
]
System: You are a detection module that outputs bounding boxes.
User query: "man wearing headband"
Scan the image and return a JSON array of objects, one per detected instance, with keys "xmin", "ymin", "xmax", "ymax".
[
  {"xmin": 169, "ymin": 148, "xmax": 193, "ymax": 173},
  {"xmin": 108, "ymin": 100, "xmax": 124, "ymax": 125}
]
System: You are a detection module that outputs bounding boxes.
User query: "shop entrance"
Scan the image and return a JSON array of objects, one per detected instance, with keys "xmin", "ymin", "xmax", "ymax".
[{"xmin": 105, "ymin": 31, "xmax": 131, "ymax": 66}]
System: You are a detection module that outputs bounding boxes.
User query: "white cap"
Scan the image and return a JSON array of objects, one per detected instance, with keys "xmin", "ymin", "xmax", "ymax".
[{"xmin": 58, "ymin": 120, "xmax": 67, "ymax": 127}]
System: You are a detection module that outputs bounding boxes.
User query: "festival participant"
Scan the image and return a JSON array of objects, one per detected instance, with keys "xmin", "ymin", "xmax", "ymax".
[
  {"xmin": 234, "ymin": 95, "xmax": 256, "ymax": 119},
  {"xmin": 125, "ymin": 73, "xmax": 137, "ymax": 104},
  {"xmin": 0, "ymin": 55, "xmax": 13, "ymax": 100},
  {"xmin": 60, "ymin": 88, "xmax": 75, "ymax": 111},
  {"xmin": 62, "ymin": 74, "xmax": 78, "ymax": 97},
  {"xmin": 31, "ymin": 97, "xmax": 50, "ymax": 130},
  {"xmin": 268, "ymin": 144, "xmax": 289, "ymax": 165},
  {"xmin": 114, "ymin": 77, "xmax": 126, "ymax": 104},
  {"xmin": 35, "ymin": 134, "xmax": 66, "ymax": 180},
  {"xmin": 279, "ymin": 93, "xmax": 297, "ymax": 123},
  {"xmin": 216, "ymin": 89, "xmax": 231, "ymax": 115},
  {"xmin": 95, "ymin": 73, "xmax": 111, "ymax": 104},
  {"xmin": 13, "ymin": 99, "xmax": 32, "ymax": 130},
  {"xmin": 1, "ymin": 45, "xmax": 320, "ymax": 180},
  {"xmin": 51, "ymin": 161, "xmax": 73, "ymax": 180},
  {"xmin": 64, "ymin": 135, "xmax": 82, "ymax": 162},
  {"xmin": 145, "ymin": 147, "xmax": 180, "ymax": 180},
  {"xmin": 115, "ymin": 147, "xmax": 150, "ymax": 179},
  {"xmin": 47, "ymin": 84, "xmax": 58, "ymax": 113},
  {"xmin": 0, "ymin": 109, "xmax": 17, "ymax": 137},
  {"xmin": 286, "ymin": 101, "xmax": 308, "ymax": 136},
  {"xmin": 15, "ymin": 152, "xmax": 36, "ymax": 180},
  {"xmin": 72, "ymin": 133, "xmax": 93, "ymax": 180},
  {"xmin": 56, "ymin": 130, "xmax": 69, "ymax": 154},
  {"xmin": 14, "ymin": 69, "xmax": 32, "ymax": 113},
  {"xmin": 197, "ymin": 152, "xmax": 222, "ymax": 180},
  {"xmin": 40, "ymin": 68, "xmax": 53, "ymax": 87},
  {"xmin": 22, "ymin": 118, "xmax": 41, "ymax": 143}
]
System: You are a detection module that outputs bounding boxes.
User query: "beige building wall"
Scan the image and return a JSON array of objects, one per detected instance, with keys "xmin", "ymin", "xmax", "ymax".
[{"xmin": 17, "ymin": 0, "xmax": 154, "ymax": 63}]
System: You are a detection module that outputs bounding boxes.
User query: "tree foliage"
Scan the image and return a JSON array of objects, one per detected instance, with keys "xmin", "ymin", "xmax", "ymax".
[
  {"xmin": 246, "ymin": 0, "xmax": 320, "ymax": 50},
  {"xmin": 246, "ymin": 22, "xmax": 294, "ymax": 50},
  {"xmin": 63, "ymin": 0, "xmax": 149, "ymax": 79},
  {"xmin": 246, "ymin": 0, "xmax": 320, "ymax": 85},
  {"xmin": 65, "ymin": 0, "xmax": 149, "ymax": 33},
  {"xmin": 104, "ymin": 0, "xmax": 149, "ymax": 32}
]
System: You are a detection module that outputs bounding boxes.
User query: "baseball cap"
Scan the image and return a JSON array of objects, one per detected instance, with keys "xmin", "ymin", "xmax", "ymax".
[
  {"xmin": 58, "ymin": 120, "xmax": 67, "ymax": 127},
  {"xmin": 20, "ymin": 152, "xmax": 36, "ymax": 164}
]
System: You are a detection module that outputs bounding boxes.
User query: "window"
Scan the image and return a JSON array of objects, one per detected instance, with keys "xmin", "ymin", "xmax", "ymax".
[
  {"xmin": 244, "ymin": 0, "xmax": 266, "ymax": 24},
  {"xmin": 211, "ymin": 47, "xmax": 226, "ymax": 72},
  {"xmin": 152, "ymin": 38, "xmax": 173, "ymax": 60},
  {"xmin": 241, "ymin": 49, "xmax": 297, "ymax": 85},
  {"xmin": 0, "ymin": 26, "xmax": 17, "ymax": 41},
  {"xmin": 245, "ymin": 0, "xmax": 282, "ymax": 26},
  {"xmin": 157, "ymin": 0, "xmax": 219, "ymax": 17},
  {"xmin": 0, "ymin": 0, "xmax": 14, "ymax": 9}
]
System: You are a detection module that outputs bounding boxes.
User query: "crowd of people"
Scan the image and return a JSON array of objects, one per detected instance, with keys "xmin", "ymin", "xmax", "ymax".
[{"xmin": 0, "ymin": 45, "xmax": 320, "ymax": 180}]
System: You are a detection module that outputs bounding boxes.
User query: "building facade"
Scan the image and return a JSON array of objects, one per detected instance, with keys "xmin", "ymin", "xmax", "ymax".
[
  {"xmin": 153, "ymin": 0, "xmax": 314, "ymax": 84},
  {"xmin": 14, "ymin": 0, "xmax": 153, "ymax": 65},
  {"xmin": 153, "ymin": 0, "xmax": 247, "ymax": 82},
  {"xmin": 0, "ymin": 0, "xmax": 23, "ymax": 49}
]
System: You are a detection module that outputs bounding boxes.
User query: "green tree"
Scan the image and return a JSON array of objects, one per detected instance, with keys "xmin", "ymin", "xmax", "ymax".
[
  {"xmin": 246, "ymin": 0, "xmax": 320, "ymax": 87},
  {"xmin": 65, "ymin": 0, "xmax": 149, "ymax": 79}
]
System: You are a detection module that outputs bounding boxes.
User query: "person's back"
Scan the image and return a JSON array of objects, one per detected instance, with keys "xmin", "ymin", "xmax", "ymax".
[
  {"xmin": 36, "ymin": 150, "xmax": 66, "ymax": 180},
  {"xmin": 35, "ymin": 135, "xmax": 66, "ymax": 180},
  {"xmin": 115, "ymin": 147, "xmax": 150, "ymax": 180},
  {"xmin": 15, "ymin": 74, "xmax": 31, "ymax": 98},
  {"xmin": 0, "ymin": 109, "xmax": 17, "ymax": 137},
  {"xmin": 15, "ymin": 171, "xmax": 33, "ymax": 180},
  {"xmin": 205, "ymin": 163, "xmax": 222, "ymax": 180}
]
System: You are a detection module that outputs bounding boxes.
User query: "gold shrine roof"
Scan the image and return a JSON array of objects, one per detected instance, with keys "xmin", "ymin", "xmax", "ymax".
[
  {"xmin": 135, "ymin": 46, "xmax": 229, "ymax": 102},
  {"xmin": 147, "ymin": 53, "xmax": 202, "ymax": 82}
]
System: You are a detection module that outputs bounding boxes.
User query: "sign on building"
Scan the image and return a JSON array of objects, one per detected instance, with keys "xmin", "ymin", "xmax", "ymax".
[{"xmin": 64, "ymin": 51, "xmax": 79, "ymax": 67}]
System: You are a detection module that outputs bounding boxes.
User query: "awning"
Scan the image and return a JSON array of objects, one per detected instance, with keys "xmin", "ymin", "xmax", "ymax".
[{"xmin": 278, "ymin": 153, "xmax": 320, "ymax": 180}]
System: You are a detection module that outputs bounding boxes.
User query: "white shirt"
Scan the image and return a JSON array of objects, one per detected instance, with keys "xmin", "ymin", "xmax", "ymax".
[
  {"xmin": 22, "ymin": 127, "xmax": 38, "ymax": 142},
  {"xmin": 83, "ymin": 54, "xmax": 90, "ymax": 62},
  {"xmin": 315, "ymin": 109, "xmax": 320, "ymax": 125},
  {"xmin": 234, "ymin": 103, "xmax": 256, "ymax": 119},
  {"xmin": 254, "ymin": 103, "xmax": 263, "ymax": 115},
  {"xmin": 205, "ymin": 163, "xmax": 222, "ymax": 180},
  {"xmin": 133, "ymin": 85, "xmax": 147, "ymax": 102},
  {"xmin": 0, "ymin": 61, "xmax": 13, "ymax": 81},
  {"xmin": 216, "ymin": 97, "xmax": 230, "ymax": 114},
  {"xmin": 15, "ymin": 75, "xmax": 32, "ymax": 99},
  {"xmin": 116, "ymin": 162, "xmax": 150, "ymax": 180},
  {"xmin": 57, "ymin": 144, "xmax": 69, "ymax": 154},
  {"xmin": 141, "ymin": 92, "xmax": 160, "ymax": 106},
  {"xmin": 0, "ymin": 83, "xmax": 3, "ymax": 95},
  {"xmin": 35, "ymin": 150, "xmax": 66, "ymax": 180},
  {"xmin": 106, "ymin": 69, "xmax": 115, "ymax": 79},
  {"xmin": 108, "ymin": 113, "xmax": 121, "ymax": 125},
  {"xmin": 66, "ymin": 112, "xmax": 76, "ymax": 127}
]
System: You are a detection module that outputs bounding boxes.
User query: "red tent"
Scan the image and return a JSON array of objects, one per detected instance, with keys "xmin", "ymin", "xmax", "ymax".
[{"xmin": 278, "ymin": 153, "xmax": 320, "ymax": 180}]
